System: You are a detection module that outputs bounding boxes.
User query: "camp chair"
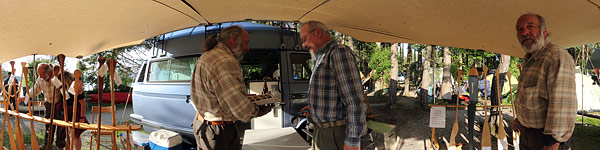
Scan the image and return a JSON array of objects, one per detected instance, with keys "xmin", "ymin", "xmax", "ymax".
[{"xmin": 89, "ymin": 106, "xmax": 117, "ymax": 149}]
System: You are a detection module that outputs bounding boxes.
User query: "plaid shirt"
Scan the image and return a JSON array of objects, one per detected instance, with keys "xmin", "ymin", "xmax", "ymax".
[
  {"xmin": 515, "ymin": 43, "xmax": 576, "ymax": 143},
  {"xmin": 309, "ymin": 40, "xmax": 367, "ymax": 147},
  {"xmin": 190, "ymin": 43, "xmax": 258, "ymax": 122},
  {"xmin": 25, "ymin": 77, "xmax": 60, "ymax": 104}
]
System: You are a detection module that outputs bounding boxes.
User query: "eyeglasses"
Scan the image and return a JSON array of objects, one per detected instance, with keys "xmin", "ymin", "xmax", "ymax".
[{"xmin": 301, "ymin": 29, "xmax": 316, "ymax": 42}]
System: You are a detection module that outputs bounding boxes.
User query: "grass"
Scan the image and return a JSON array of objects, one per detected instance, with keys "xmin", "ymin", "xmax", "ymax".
[
  {"xmin": 572, "ymin": 125, "xmax": 600, "ymax": 149},
  {"xmin": 576, "ymin": 115, "xmax": 600, "ymax": 126}
]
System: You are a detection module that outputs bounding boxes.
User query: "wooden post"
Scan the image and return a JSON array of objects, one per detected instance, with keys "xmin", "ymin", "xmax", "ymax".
[
  {"xmin": 481, "ymin": 66, "xmax": 491, "ymax": 149},
  {"xmin": 58, "ymin": 54, "xmax": 71, "ymax": 150},
  {"xmin": 107, "ymin": 58, "xmax": 118, "ymax": 150},
  {"xmin": 0, "ymin": 64, "xmax": 18, "ymax": 150},
  {"xmin": 10, "ymin": 61, "xmax": 25, "ymax": 150},
  {"xmin": 96, "ymin": 57, "xmax": 106, "ymax": 150},
  {"xmin": 71, "ymin": 70, "xmax": 82, "ymax": 150},
  {"xmin": 22, "ymin": 62, "xmax": 40, "ymax": 150}
]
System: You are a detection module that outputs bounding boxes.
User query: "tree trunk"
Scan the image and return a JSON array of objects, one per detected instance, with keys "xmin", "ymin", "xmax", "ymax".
[
  {"xmin": 374, "ymin": 42, "xmax": 383, "ymax": 96},
  {"xmin": 418, "ymin": 47, "xmax": 423, "ymax": 85},
  {"xmin": 419, "ymin": 45, "xmax": 432, "ymax": 109},
  {"xmin": 440, "ymin": 47, "xmax": 452, "ymax": 100},
  {"xmin": 404, "ymin": 44, "xmax": 412, "ymax": 96},
  {"xmin": 389, "ymin": 43, "xmax": 399, "ymax": 107}
]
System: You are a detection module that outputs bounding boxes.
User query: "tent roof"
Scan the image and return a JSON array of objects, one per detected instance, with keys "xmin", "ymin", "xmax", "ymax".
[{"xmin": 1, "ymin": 0, "xmax": 600, "ymax": 62}]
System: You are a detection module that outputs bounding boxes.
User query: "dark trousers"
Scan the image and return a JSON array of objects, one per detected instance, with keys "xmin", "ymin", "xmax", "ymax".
[
  {"xmin": 519, "ymin": 127, "xmax": 572, "ymax": 150},
  {"xmin": 312, "ymin": 124, "xmax": 346, "ymax": 150},
  {"xmin": 43, "ymin": 102, "xmax": 66, "ymax": 148},
  {"xmin": 192, "ymin": 119, "xmax": 241, "ymax": 150}
]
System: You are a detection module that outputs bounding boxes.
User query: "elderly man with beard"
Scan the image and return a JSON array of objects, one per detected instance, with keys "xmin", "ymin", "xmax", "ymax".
[
  {"xmin": 513, "ymin": 14, "xmax": 576, "ymax": 150},
  {"xmin": 190, "ymin": 25, "xmax": 273, "ymax": 150},
  {"xmin": 299, "ymin": 21, "xmax": 367, "ymax": 150}
]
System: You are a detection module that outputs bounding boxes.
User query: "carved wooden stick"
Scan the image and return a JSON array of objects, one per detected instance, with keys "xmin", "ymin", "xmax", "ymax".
[
  {"xmin": 507, "ymin": 72, "xmax": 520, "ymax": 149},
  {"xmin": 496, "ymin": 71, "xmax": 508, "ymax": 150},
  {"xmin": 58, "ymin": 54, "xmax": 71, "ymax": 150},
  {"xmin": 449, "ymin": 70, "xmax": 463, "ymax": 149},
  {"xmin": 22, "ymin": 62, "xmax": 40, "ymax": 150},
  {"xmin": 47, "ymin": 65, "xmax": 60, "ymax": 150},
  {"xmin": 481, "ymin": 66, "xmax": 491, "ymax": 149},
  {"xmin": 0, "ymin": 64, "xmax": 17, "ymax": 150},
  {"xmin": 71, "ymin": 70, "xmax": 82, "ymax": 150},
  {"xmin": 96, "ymin": 57, "xmax": 106, "ymax": 150},
  {"xmin": 107, "ymin": 58, "xmax": 118, "ymax": 150},
  {"xmin": 10, "ymin": 61, "xmax": 25, "ymax": 150}
]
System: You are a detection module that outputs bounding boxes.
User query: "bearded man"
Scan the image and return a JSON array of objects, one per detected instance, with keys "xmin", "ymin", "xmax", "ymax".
[{"xmin": 513, "ymin": 13, "xmax": 576, "ymax": 150}]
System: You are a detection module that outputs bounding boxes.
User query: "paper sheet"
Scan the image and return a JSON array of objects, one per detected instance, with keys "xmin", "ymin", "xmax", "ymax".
[{"xmin": 429, "ymin": 107, "xmax": 446, "ymax": 128}]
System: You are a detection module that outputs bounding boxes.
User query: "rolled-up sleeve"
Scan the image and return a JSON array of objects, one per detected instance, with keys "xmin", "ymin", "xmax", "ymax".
[
  {"xmin": 330, "ymin": 47, "xmax": 367, "ymax": 147},
  {"xmin": 543, "ymin": 53, "xmax": 577, "ymax": 143}
]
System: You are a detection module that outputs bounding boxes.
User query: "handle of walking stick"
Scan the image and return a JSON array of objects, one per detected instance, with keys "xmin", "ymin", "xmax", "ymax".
[{"xmin": 96, "ymin": 57, "xmax": 106, "ymax": 150}]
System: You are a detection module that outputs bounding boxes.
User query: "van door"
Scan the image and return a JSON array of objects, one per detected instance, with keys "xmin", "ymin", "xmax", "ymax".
[
  {"xmin": 279, "ymin": 51, "xmax": 311, "ymax": 127},
  {"xmin": 131, "ymin": 56, "xmax": 198, "ymax": 136}
]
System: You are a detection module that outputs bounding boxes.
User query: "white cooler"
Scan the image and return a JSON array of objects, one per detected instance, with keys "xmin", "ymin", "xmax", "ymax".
[{"xmin": 149, "ymin": 129, "xmax": 183, "ymax": 150}]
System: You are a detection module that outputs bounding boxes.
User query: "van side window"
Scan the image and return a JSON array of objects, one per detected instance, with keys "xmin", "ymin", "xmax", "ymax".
[
  {"xmin": 137, "ymin": 64, "xmax": 146, "ymax": 82},
  {"xmin": 290, "ymin": 53, "xmax": 312, "ymax": 80},
  {"xmin": 148, "ymin": 56, "xmax": 198, "ymax": 82}
]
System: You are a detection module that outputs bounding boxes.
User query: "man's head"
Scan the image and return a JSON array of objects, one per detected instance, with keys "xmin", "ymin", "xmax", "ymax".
[
  {"xmin": 301, "ymin": 21, "xmax": 332, "ymax": 57},
  {"xmin": 37, "ymin": 64, "xmax": 53, "ymax": 81},
  {"xmin": 516, "ymin": 13, "xmax": 550, "ymax": 54},
  {"xmin": 202, "ymin": 26, "xmax": 250, "ymax": 61}
]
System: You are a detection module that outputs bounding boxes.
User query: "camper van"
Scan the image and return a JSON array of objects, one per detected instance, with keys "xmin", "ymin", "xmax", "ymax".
[{"xmin": 130, "ymin": 22, "xmax": 312, "ymax": 143}]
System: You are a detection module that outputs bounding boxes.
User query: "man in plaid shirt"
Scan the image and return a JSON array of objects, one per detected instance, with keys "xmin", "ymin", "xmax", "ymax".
[
  {"xmin": 300, "ymin": 21, "xmax": 367, "ymax": 150},
  {"xmin": 514, "ymin": 14, "xmax": 576, "ymax": 150}
]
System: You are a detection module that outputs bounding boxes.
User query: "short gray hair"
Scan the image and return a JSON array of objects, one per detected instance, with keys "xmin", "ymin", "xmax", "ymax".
[
  {"xmin": 38, "ymin": 63, "xmax": 52, "ymax": 72},
  {"xmin": 303, "ymin": 21, "xmax": 329, "ymax": 34}
]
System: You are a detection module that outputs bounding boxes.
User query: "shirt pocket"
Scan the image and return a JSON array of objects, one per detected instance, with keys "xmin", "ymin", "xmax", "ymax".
[
  {"xmin": 521, "ymin": 76, "xmax": 538, "ymax": 88},
  {"xmin": 517, "ymin": 86, "xmax": 546, "ymax": 117}
]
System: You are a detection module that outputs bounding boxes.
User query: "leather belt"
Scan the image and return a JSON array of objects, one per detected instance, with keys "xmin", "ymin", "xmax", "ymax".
[
  {"xmin": 317, "ymin": 120, "xmax": 346, "ymax": 128},
  {"xmin": 207, "ymin": 121, "xmax": 235, "ymax": 125}
]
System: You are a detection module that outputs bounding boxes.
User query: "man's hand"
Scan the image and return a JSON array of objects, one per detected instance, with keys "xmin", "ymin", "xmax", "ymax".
[
  {"xmin": 300, "ymin": 105, "xmax": 310, "ymax": 117},
  {"xmin": 513, "ymin": 118, "xmax": 522, "ymax": 132},
  {"xmin": 543, "ymin": 142, "xmax": 559, "ymax": 150},
  {"xmin": 256, "ymin": 105, "xmax": 274, "ymax": 117},
  {"xmin": 17, "ymin": 97, "xmax": 26, "ymax": 103},
  {"xmin": 343, "ymin": 144, "xmax": 359, "ymax": 150}
]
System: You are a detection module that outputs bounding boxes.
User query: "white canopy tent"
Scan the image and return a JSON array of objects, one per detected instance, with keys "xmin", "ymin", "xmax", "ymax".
[{"xmin": 1, "ymin": 0, "xmax": 600, "ymax": 62}]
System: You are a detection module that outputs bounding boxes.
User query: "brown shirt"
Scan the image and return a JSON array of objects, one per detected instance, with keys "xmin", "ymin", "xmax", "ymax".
[
  {"xmin": 190, "ymin": 43, "xmax": 257, "ymax": 122},
  {"xmin": 516, "ymin": 43, "xmax": 577, "ymax": 142}
]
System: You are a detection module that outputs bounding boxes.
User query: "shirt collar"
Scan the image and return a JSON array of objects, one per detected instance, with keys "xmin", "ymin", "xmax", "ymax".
[
  {"xmin": 316, "ymin": 39, "xmax": 336, "ymax": 55},
  {"xmin": 215, "ymin": 42, "xmax": 235, "ymax": 56}
]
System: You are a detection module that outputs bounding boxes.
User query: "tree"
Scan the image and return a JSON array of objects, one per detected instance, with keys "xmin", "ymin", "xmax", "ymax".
[
  {"xmin": 403, "ymin": 44, "xmax": 412, "ymax": 96},
  {"xmin": 440, "ymin": 47, "xmax": 452, "ymax": 99},
  {"xmin": 389, "ymin": 43, "xmax": 399, "ymax": 107},
  {"xmin": 419, "ymin": 45, "xmax": 432, "ymax": 109},
  {"xmin": 368, "ymin": 45, "xmax": 391, "ymax": 95}
]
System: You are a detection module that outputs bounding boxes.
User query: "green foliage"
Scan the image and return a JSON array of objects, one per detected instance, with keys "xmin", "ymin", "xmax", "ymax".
[
  {"xmin": 369, "ymin": 46, "xmax": 392, "ymax": 82},
  {"xmin": 79, "ymin": 39, "xmax": 152, "ymax": 93}
]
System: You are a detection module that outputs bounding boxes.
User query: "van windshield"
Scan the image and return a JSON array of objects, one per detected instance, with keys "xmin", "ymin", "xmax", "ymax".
[{"xmin": 148, "ymin": 56, "xmax": 198, "ymax": 82}]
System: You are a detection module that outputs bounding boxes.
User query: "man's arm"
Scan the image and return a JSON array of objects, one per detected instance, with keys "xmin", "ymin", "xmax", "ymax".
[
  {"xmin": 211, "ymin": 60, "xmax": 258, "ymax": 122},
  {"xmin": 24, "ymin": 78, "xmax": 44, "ymax": 104},
  {"xmin": 330, "ymin": 46, "xmax": 367, "ymax": 148},
  {"xmin": 543, "ymin": 52, "xmax": 577, "ymax": 146}
]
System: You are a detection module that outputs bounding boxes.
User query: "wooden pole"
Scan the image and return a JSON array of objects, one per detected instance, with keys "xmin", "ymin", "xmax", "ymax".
[
  {"xmin": 71, "ymin": 70, "xmax": 82, "ymax": 150},
  {"xmin": 96, "ymin": 57, "xmax": 106, "ymax": 150},
  {"xmin": 107, "ymin": 58, "xmax": 117, "ymax": 150},
  {"xmin": 507, "ymin": 72, "xmax": 520, "ymax": 149},
  {"xmin": 10, "ymin": 61, "xmax": 25, "ymax": 150},
  {"xmin": 22, "ymin": 62, "xmax": 40, "ymax": 150},
  {"xmin": 0, "ymin": 64, "xmax": 18, "ymax": 150},
  {"xmin": 47, "ymin": 65, "xmax": 60, "ymax": 150},
  {"xmin": 58, "ymin": 54, "xmax": 71, "ymax": 150},
  {"xmin": 496, "ymin": 71, "xmax": 508, "ymax": 150},
  {"xmin": 449, "ymin": 69, "xmax": 463, "ymax": 150},
  {"xmin": 481, "ymin": 66, "xmax": 491, "ymax": 149}
]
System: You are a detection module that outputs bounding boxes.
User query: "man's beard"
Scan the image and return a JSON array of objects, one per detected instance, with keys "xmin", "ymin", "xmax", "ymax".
[
  {"xmin": 522, "ymin": 32, "xmax": 549, "ymax": 54},
  {"xmin": 232, "ymin": 46, "xmax": 246, "ymax": 61},
  {"xmin": 309, "ymin": 49, "xmax": 317, "ymax": 60}
]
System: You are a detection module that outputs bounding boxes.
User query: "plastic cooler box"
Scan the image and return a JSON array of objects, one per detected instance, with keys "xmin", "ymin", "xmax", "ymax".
[{"xmin": 149, "ymin": 129, "xmax": 183, "ymax": 150}]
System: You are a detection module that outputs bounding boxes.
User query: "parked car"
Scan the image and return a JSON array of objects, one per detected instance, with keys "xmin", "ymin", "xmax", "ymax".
[{"xmin": 130, "ymin": 22, "xmax": 312, "ymax": 144}]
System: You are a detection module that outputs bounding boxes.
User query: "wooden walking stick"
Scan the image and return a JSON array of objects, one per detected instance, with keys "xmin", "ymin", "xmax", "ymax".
[
  {"xmin": 47, "ymin": 65, "xmax": 61, "ymax": 150},
  {"xmin": 0, "ymin": 65, "xmax": 18, "ymax": 150},
  {"xmin": 10, "ymin": 61, "xmax": 26, "ymax": 150},
  {"xmin": 96, "ymin": 57, "xmax": 106, "ymax": 150},
  {"xmin": 495, "ymin": 71, "xmax": 508, "ymax": 150},
  {"xmin": 22, "ymin": 62, "xmax": 40, "ymax": 150},
  {"xmin": 107, "ymin": 58, "xmax": 118, "ymax": 150},
  {"xmin": 481, "ymin": 67, "xmax": 492, "ymax": 150},
  {"xmin": 507, "ymin": 72, "xmax": 520, "ymax": 149},
  {"xmin": 58, "ymin": 54, "xmax": 71, "ymax": 150},
  {"xmin": 71, "ymin": 70, "xmax": 82, "ymax": 150},
  {"xmin": 449, "ymin": 70, "xmax": 463, "ymax": 150}
]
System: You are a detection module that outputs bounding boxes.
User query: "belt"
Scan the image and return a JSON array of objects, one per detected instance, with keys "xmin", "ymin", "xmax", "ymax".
[
  {"xmin": 207, "ymin": 121, "xmax": 235, "ymax": 125},
  {"xmin": 317, "ymin": 120, "xmax": 346, "ymax": 128}
]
